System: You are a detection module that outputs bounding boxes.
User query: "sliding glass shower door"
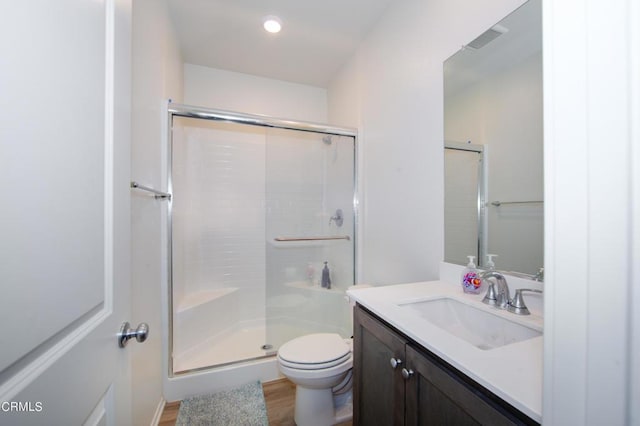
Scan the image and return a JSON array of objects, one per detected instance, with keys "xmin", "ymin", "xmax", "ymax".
[
  {"xmin": 264, "ymin": 128, "xmax": 355, "ymax": 353},
  {"xmin": 169, "ymin": 110, "xmax": 355, "ymax": 375}
]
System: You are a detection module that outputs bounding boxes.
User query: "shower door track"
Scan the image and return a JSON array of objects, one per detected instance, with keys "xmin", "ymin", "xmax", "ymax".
[{"xmin": 165, "ymin": 102, "xmax": 359, "ymax": 378}]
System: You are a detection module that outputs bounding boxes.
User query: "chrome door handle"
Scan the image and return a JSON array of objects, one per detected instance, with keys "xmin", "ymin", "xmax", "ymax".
[{"xmin": 118, "ymin": 322, "xmax": 149, "ymax": 348}]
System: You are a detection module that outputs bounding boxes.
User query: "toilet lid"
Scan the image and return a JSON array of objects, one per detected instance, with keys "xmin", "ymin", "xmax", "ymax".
[
  {"xmin": 278, "ymin": 333, "xmax": 350, "ymax": 365},
  {"xmin": 277, "ymin": 352, "xmax": 351, "ymax": 370}
]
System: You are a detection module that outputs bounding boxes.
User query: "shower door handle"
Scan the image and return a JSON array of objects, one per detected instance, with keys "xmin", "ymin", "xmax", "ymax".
[{"xmin": 118, "ymin": 322, "xmax": 149, "ymax": 348}]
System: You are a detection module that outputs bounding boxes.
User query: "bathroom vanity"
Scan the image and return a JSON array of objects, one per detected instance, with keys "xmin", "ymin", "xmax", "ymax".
[{"xmin": 347, "ymin": 281, "xmax": 542, "ymax": 425}]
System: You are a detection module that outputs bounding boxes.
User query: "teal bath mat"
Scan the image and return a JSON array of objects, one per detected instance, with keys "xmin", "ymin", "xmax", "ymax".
[{"xmin": 175, "ymin": 381, "xmax": 269, "ymax": 426}]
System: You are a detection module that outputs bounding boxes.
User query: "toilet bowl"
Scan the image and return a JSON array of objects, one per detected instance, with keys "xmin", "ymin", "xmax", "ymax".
[{"xmin": 277, "ymin": 333, "xmax": 353, "ymax": 426}]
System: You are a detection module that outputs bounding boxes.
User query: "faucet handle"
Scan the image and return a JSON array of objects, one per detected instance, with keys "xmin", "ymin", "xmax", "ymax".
[
  {"xmin": 508, "ymin": 288, "xmax": 543, "ymax": 315},
  {"xmin": 482, "ymin": 281, "xmax": 499, "ymax": 306},
  {"xmin": 533, "ymin": 267, "xmax": 544, "ymax": 281}
]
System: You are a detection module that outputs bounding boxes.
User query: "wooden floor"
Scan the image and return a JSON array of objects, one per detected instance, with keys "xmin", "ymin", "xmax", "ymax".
[
  {"xmin": 263, "ymin": 378, "xmax": 297, "ymax": 425},
  {"xmin": 158, "ymin": 378, "xmax": 352, "ymax": 426},
  {"xmin": 158, "ymin": 400, "xmax": 180, "ymax": 426}
]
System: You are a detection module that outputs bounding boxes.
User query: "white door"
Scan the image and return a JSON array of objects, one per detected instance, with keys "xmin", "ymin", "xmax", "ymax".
[{"xmin": 0, "ymin": 1, "xmax": 133, "ymax": 425}]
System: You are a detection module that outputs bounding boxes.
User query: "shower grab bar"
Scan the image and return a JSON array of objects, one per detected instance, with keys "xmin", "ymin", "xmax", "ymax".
[
  {"xmin": 490, "ymin": 200, "xmax": 543, "ymax": 207},
  {"xmin": 274, "ymin": 236, "xmax": 351, "ymax": 242},
  {"xmin": 130, "ymin": 181, "xmax": 172, "ymax": 200}
]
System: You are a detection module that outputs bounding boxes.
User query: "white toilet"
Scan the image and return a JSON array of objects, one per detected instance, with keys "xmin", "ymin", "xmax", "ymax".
[{"xmin": 277, "ymin": 332, "xmax": 353, "ymax": 426}]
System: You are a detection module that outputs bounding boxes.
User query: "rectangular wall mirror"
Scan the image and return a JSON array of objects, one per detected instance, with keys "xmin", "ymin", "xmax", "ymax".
[{"xmin": 443, "ymin": 0, "xmax": 543, "ymax": 278}]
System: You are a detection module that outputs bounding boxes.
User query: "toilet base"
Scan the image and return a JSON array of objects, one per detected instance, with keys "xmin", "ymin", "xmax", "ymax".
[
  {"xmin": 294, "ymin": 386, "xmax": 353, "ymax": 426},
  {"xmin": 333, "ymin": 391, "xmax": 353, "ymax": 424}
]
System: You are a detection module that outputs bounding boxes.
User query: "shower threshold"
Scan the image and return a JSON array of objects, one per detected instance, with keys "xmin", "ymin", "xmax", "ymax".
[{"xmin": 173, "ymin": 319, "xmax": 345, "ymax": 374}]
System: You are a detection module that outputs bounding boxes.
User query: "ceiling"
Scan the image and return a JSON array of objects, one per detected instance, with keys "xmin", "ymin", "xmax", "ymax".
[{"xmin": 167, "ymin": 0, "xmax": 396, "ymax": 88}]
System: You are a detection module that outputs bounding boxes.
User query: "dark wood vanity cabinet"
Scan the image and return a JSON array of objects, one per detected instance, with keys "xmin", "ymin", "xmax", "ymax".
[
  {"xmin": 353, "ymin": 305, "xmax": 539, "ymax": 426},
  {"xmin": 353, "ymin": 302, "xmax": 407, "ymax": 425}
]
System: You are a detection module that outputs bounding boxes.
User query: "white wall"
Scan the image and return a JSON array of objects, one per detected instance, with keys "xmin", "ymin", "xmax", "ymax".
[
  {"xmin": 542, "ymin": 0, "xmax": 639, "ymax": 424},
  {"xmin": 328, "ymin": 0, "xmax": 527, "ymax": 285},
  {"xmin": 131, "ymin": 0, "xmax": 183, "ymax": 423},
  {"xmin": 184, "ymin": 64, "xmax": 328, "ymax": 123}
]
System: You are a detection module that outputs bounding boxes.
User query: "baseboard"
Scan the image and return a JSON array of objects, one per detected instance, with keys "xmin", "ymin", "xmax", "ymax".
[
  {"xmin": 262, "ymin": 376, "xmax": 289, "ymax": 386},
  {"xmin": 150, "ymin": 398, "xmax": 166, "ymax": 426}
]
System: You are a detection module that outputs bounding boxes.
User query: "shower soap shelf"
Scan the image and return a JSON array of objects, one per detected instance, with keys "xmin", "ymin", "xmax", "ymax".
[{"xmin": 285, "ymin": 281, "xmax": 345, "ymax": 294}]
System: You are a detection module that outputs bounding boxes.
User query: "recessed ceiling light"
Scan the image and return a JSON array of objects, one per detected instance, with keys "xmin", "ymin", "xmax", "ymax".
[{"xmin": 263, "ymin": 16, "xmax": 282, "ymax": 34}]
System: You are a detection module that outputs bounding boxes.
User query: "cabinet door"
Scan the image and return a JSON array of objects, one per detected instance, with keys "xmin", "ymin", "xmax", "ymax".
[
  {"xmin": 405, "ymin": 346, "xmax": 531, "ymax": 426},
  {"xmin": 353, "ymin": 306, "xmax": 407, "ymax": 425}
]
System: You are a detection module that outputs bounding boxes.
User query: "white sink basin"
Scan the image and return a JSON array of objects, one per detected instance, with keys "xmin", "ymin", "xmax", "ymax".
[{"xmin": 398, "ymin": 297, "xmax": 541, "ymax": 350}]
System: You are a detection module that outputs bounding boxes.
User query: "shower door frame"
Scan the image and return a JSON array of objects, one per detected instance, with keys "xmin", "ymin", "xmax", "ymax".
[
  {"xmin": 444, "ymin": 141, "xmax": 487, "ymax": 267},
  {"xmin": 165, "ymin": 102, "xmax": 359, "ymax": 377}
]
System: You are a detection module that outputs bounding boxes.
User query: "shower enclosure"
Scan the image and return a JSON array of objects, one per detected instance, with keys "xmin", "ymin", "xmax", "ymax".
[{"xmin": 167, "ymin": 104, "xmax": 357, "ymax": 376}]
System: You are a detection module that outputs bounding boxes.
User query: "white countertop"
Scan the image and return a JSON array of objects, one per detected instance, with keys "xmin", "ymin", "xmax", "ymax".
[{"xmin": 347, "ymin": 280, "xmax": 543, "ymax": 422}]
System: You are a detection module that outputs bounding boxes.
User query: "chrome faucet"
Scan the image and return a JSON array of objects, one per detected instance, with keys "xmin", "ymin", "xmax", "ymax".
[
  {"xmin": 481, "ymin": 270, "xmax": 511, "ymax": 309},
  {"xmin": 481, "ymin": 270, "xmax": 543, "ymax": 315}
]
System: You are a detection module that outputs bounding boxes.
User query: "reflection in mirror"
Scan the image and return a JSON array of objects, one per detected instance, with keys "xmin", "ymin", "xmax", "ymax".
[
  {"xmin": 443, "ymin": 0, "xmax": 543, "ymax": 277},
  {"xmin": 444, "ymin": 143, "xmax": 484, "ymax": 266}
]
